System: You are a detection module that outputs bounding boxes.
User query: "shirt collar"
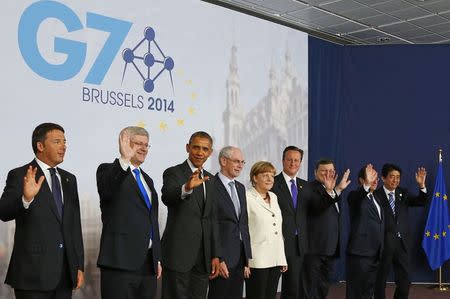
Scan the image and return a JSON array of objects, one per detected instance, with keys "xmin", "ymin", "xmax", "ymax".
[
  {"xmin": 282, "ymin": 171, "xmax": 296, "ymax": 185},
  {"xmin": 383, "ymin": 185, "xmax": 395, "ymax": 197},
  {"xmin": 35, "ymin": 157, "xmax": 54, "ymax": 173}
]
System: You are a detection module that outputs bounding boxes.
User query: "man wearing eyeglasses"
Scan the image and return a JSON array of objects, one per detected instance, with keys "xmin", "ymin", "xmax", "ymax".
[
  {"xmin": 208, "ymin": 146, "xmax": 251, "ymax": 299},
  {"xmin": 0, "ymin": 122, "xmax": 84, "ymax": 299},
  {"xmin": 96, "ymin": 126, "xmax": 161, "ymax": 299}
]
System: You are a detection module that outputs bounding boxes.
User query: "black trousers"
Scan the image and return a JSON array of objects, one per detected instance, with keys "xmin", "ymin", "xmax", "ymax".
[
  {"xmin": 15, "ymin": 253, "xmax": 72, "ymax": 299},
  {"xmin": 162, "ymin": 246, "xmax": 209, "ymax": 299},
  {"xmin": 374, "ymin": 237, "xmax": 410, "ymax": 299},
  {"xmin": 100, "ymin": 249, "xmax": 157, "ymax": 299},
  {"xmin": 281, "ymin": 239, "xmax": 306, "ymax": 299},
  {"xmin": 245, "ymin": 267, "xmax": 282, "ymax": 299},
  {"xmin": 346, "ymin": 254, "xmax": 380, "ymax": 299},
  {"xmin": 303, "ymin": 254, "xmax": 335, "ymax": 299},
  {"xmin": 208, "ymin": 244, "xmax": 245, "ymax": 299}
]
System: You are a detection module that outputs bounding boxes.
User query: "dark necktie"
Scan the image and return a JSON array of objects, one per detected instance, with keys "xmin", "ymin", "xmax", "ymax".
[
  {"xmin": 290, "ymin": 179, "xmax": 298, "ymax": 209},
  {"xmin": 368, "ymin": 193, "xmax": 381, "ymax": 219},
  {"xmin": 388, "ymin": 191, "xmax": 395, "ymax": 216},
  {"xmin": 48, "ymin": 168, "xmax": 63, "ymax": 218},
  {"xmin": 132, "ymin": 168, "xmax": 153, "ymax": 239}
]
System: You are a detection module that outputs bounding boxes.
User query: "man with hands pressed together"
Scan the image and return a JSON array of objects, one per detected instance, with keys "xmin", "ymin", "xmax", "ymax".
[
  {"xmin": 346, "ymin": 164, "xmax": 384, "ymax": 299},
  {"xmin": 161, "ymin": 131, "xmax": 221, "ymax": 299},
  {"xmin": 0, "ymin": 122, "xmax": 84, "ymax": 299},
  {"xmin": 304, "ymin": 159, "xmax": 351, "ymax": 299},
  {"xmin": 374, "ymin": 164, "xmax": 428, "ymax": 299},
  {"xmin": 207, "ymin": 146, "xmax": 251, "ymax": 299},
  {"xmin": 97, "ymin": 126, "xmax": 161, "ymax": 299}
]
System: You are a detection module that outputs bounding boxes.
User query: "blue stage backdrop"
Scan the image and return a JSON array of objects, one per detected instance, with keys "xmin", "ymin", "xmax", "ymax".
[{"xmin": 309, "ymin": 36, "xmax": 450, "ymax": 282}]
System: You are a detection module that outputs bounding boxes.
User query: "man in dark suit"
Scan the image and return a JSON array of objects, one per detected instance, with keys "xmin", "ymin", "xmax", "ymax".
[
  {"xmin": 161, "ymin": 131, "xmax": 221, "ymax": 299},
  {"xmin": 96, "ymin": 126, "xmax": 161, "ymax": 299},
  {"xmin": 0, "ymin": 122, "xmax": 84, "ymax": 299},
  {"xmin": 346, "ymin": 164, "xmax": 384, "ymax": 299},
  {"xmin": 208, "ymin": 146, "xmax": 251, "ymax": 299},
  {"xmin": 304, "ymin": 158, "xmax": 350, "ymax": 299},
  {"xmin": 271, "ymin": 146, "xmax": 311, "ymax": 299},
  {"xmin": 374, "ymin": 163, "xmax": 428, "ymax": 299}
]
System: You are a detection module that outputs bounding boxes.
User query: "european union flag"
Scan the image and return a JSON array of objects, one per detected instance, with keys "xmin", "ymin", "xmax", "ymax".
[{"xmin": 422, "ymin": 152, "xmax": 450, "ymax": 270}]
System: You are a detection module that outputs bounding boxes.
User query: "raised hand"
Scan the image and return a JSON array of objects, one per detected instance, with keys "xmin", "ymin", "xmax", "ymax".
[
  {"xmin": 23, "ymin": 165, "xmax": 45, "ymax": 202},
  {"xmin": 185, "ymin": 168, "xmax": 210, "ymax": 192},
  {"xmin": 119, "ymin": 129, "xmax": 136, "ymax": 162},
  {"xmin": 323, "ymin": 171, "xmax": 337, "ymax": 193},
  {"xmin": 415, "ymin": 167, "xmax": 427, "ymax": 189},
  {"xmin": 336, "ymin": 169, "xmax": 351, "ymax": 193},
  {"xmin": 365, "ymin": 164, "xmax": 377, "ymax": 185}
]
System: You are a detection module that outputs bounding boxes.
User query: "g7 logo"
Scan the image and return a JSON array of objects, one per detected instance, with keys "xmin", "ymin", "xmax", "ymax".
[{"xmin": 18, "ymin": 0, "xmax": 132, "ymax": 84}]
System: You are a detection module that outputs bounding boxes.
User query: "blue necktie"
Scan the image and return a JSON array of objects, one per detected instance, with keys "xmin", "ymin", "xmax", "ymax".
[
  {"xmin": 132, "ymin": 168, "xmax": 153, "ymax": 239},
  {"xmin": 290, "ymin": 179, "xmax": 298, "ymax": 209},
  {"xmin": 48, "ymin": 168, "xmax": 63, "ymax": 219},
  {"xmin": 388, "ymin": 192, "xmax": 395, "ymax": 216}
]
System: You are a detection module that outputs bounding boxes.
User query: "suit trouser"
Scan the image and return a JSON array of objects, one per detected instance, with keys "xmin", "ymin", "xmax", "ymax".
[
  {"xmin": 374, "ymin": 236, "xmax": 410, "ymax": 299},
  {"xmin": 281, "ymin": 238, "xmax": 306, "ymax": 299},
  {"xmin": 15, "ymin": 252, "xmax": 72, "ymax": 299},
  {"xmin": 100, "ymin": 249, "xmax": 157, "ymax": 299},
  {"xmin": 245, "ymin": 266, "xmax": 282, "ymax": 299},
  {"xmin": 346, "ymin": 254, "xmax": 380, "ymax": 299},
  {"xmin": 162, "ymin": 245, "xmax": 209, "ymax": 299},
  {"xmin": 303, "ymin": 254, "xmax": 335, "ymax": 299},
  {"xmin": 208, "ymin": 244, "xmax": 245, "ymax": 299}
]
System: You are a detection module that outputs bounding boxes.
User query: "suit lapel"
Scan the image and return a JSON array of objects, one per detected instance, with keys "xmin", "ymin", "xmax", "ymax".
[
  {"xmin": 277, "ymin": 174, "xmax": 295, "ymax": 211},
  {"xmin": 215, "ymin": 174, "xmax": 238, "ymax": 221},
  {"xmin": 33, "ymin": 160, "xmax": 61, "ymax": 222},
  {"xmin": 181, "ymin": 161, "xmax": 204, "ymax": 212}
]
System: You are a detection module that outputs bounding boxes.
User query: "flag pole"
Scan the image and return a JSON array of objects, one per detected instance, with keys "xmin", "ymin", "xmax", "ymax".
[{"xmin": 434, "ymin": 149, "xmax": 448, "ymax": 292}]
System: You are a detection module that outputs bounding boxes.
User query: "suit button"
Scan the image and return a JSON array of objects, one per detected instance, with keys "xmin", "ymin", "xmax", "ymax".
[
  {"xmin": 59, "ymin": 243, "xmax": 63, "ymax": 249},
  {"xmin": 273, "ymin": 223, "xmax": 276, "ymax": 226},
  {"xmin": 272, "ymin": 214, "xmax": 275, "ymax": 217},
  {"xmin": 275, "ymin": 231, "xmax": 278, "ymax": 235}
]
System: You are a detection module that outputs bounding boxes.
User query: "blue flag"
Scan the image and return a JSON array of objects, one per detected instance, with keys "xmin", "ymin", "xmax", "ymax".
[{"xmin": 421, "ymin": 155, "xmax": 450, "ymax": 270}]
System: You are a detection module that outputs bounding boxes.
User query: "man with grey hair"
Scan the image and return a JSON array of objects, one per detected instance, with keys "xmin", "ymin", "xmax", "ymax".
[
  {"xmin": 96, "ymin": 126, "xmax": 161, "ymax": 299},
  {"xmin": 208, "ymin": 146, "xmax": 252, "ymax": 299}
]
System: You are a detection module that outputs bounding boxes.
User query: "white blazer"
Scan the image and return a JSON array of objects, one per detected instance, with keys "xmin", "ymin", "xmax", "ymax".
[{"xmin": 246, "ymin": 187, "xmax": 287, "ymax": 268}]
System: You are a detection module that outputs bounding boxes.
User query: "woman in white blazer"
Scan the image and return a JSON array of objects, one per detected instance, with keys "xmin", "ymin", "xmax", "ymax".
[{"xmin": 244, "ymin": 161, "xmax": 287, "ymax": 299}]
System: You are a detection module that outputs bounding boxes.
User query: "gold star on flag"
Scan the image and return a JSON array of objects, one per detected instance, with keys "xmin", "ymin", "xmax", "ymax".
[
  {"xmin": 137, "ymin": 121, "xmax": 146, "ymax": 128},
  {"xmin": 434, "ymin": 233, "xmax": 440, "ymax": 240},
  {"xmin": 188, "ymin": 107, "xmax": 195, "ymax": 115},
  {"xmin": 444, "ymin": 194, "xmax": 448, "ymax": 200},
  {"xmin": 443, "ymin": 231, "xmax": 447, "ymax": 237},
  {"xmin": 435, "ymin": 192, "xmax": 440, "ymax": 197},
  {"xmin": 425, "ymin": 231, "xmax": 431, "ymax": 237},
  {"xmin": 176, "ymin": 69, "xmax": 184, "ymax": 77},
  {"xmin": 185, "ymin": 79, "xmax": 192, "ymax": 85},
  {"xmin": 159, "ymin": 122, "xmax": 168, "ymax": 131},
  {"xmin": 176, "ymin": 119, "xmax": 185, "ymax": 126},
  {"xmin": 190, "ymin": 92, "xmax": 198, "ymax": 100}
]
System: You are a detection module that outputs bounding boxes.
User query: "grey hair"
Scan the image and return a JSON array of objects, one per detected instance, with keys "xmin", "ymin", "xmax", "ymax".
[
  {"xmin": 218, "ymin": 146, "xmax": 236, "ymax": 162},
  {"xmin": 121, "ymin": 126, "xmax": 149, "ymax": 138}
]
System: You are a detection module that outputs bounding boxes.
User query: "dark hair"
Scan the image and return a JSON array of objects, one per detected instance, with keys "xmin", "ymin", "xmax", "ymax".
[
  {"xmin": 357, "ymin": 166, "xmax": 366, "ymax": 181},
  {"xmin": 32, "ymin": 123, "xmax": 65, "ymax": 154},
  {"xmin": 381, "ymin": 163, "xmax": 402, "ymax": 178},
  {"xmin": 282, "ymin": 146, "xmax": 304, "ymax": 161},
  {"xmin": 314, "ymin": 158, "xmax": 334, "ymax": 170},
  {"xmin": 189, "ymin": 131, "xmax": 213, "ymax": 146}
]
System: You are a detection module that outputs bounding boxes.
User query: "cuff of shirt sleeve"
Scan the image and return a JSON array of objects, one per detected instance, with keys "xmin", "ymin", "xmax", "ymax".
[
  {"xmin": 118, "ymin": 157, "xmax": 131, "ymax": 171},
  {"xmin": 22, "ymin": 196, "xmax": 33, "ymax": 209},
  {"xmin": 181, "ymin": 184, "xmax": 193, "ymax": 198}
]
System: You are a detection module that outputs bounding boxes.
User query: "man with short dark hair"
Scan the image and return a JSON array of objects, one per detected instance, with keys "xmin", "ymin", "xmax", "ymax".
[
  {"xmin": 161, "ymin": 131, "xmax": 221, "ymax": 299},
  {"xmin": 0, "ymin": 122, "xmax": 84, "ymax": 299},
  {"xmin": 96, "ymin": 126, "xmax": 161, "ymax": 299},
  {"xmin": 271, "ymin": 146, "xmax": 310, "ymax": 299},
  {"xmin": 304, "ymin": 158, "xmax": 350, "ymax": 299},
  {"xmin": 346, "ymin": 164, "xmax": 384, "ymax": 299},
  {"xmin": 208, "ymin": 146, "xmax": 251, "ymax": 299},
  {"xmin": 374, "ymin": 163, "xmax": 428, "ymax": 299}
]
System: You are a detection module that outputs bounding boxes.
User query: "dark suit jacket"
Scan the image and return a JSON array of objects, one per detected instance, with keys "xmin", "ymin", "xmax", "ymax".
[
  {"xmin": 346, "ymin": 187, "xmax": 384, "ymax": 257},
  {"xmin": 214, "ymin": 174, "xmax": 251, "ymax": 268},
  {"xmin": 0, "ymin": 160, "xmax": 84, "ymax": 291},
  {"xmin": 96, "ymin": 158, "xmax": 161, "ymax": 272},
  {"xmin": 374, "ymin": 186, "xmax": 428, "ymax": 252},
  {"xmin": 271, "ymin": 173, "xmax": 311, "ymax": 258},
  {"xmin": 306, "ymin": 180, "xmax": 342, "ymax": 257},
  {"xmin": 161, "ymin": 160, "xmax": 221, "ymax": 273}
]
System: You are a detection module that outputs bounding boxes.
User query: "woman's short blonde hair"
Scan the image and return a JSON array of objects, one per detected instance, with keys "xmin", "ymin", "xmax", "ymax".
[{"xmin": 249, "ymin": 161, "xmax": 276, "ymax": 185}]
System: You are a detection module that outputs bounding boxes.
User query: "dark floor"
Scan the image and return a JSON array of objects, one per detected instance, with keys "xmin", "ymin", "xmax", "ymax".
[{"xmin": 272, "ymin": 283, "xmax": 450, "ymax": 299}]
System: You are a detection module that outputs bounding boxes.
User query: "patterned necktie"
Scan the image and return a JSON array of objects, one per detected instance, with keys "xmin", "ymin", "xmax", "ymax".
[
  {"xmin": 388, "ymin": 191, "xmax": 395, "ymax": 216},
  {"xmin": 48, "ymin": 168, "xmax": 63, "ymax": 219},
  {"xmin": 228, "ymin": 181, "xmax": 241, "ymax": 217},
  {"xmin": 132, "ymin": 168, "xmax": 153, "ymax": 239},
  {"xmin": 290, "ymin": 179, "xmax": 298, "ymax": 209}
]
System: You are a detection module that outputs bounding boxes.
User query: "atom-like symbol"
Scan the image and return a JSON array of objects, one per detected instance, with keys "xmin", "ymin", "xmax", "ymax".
[{"xmin": 121, "ymin": 27, "xmax": 174, "ymax": 93}]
